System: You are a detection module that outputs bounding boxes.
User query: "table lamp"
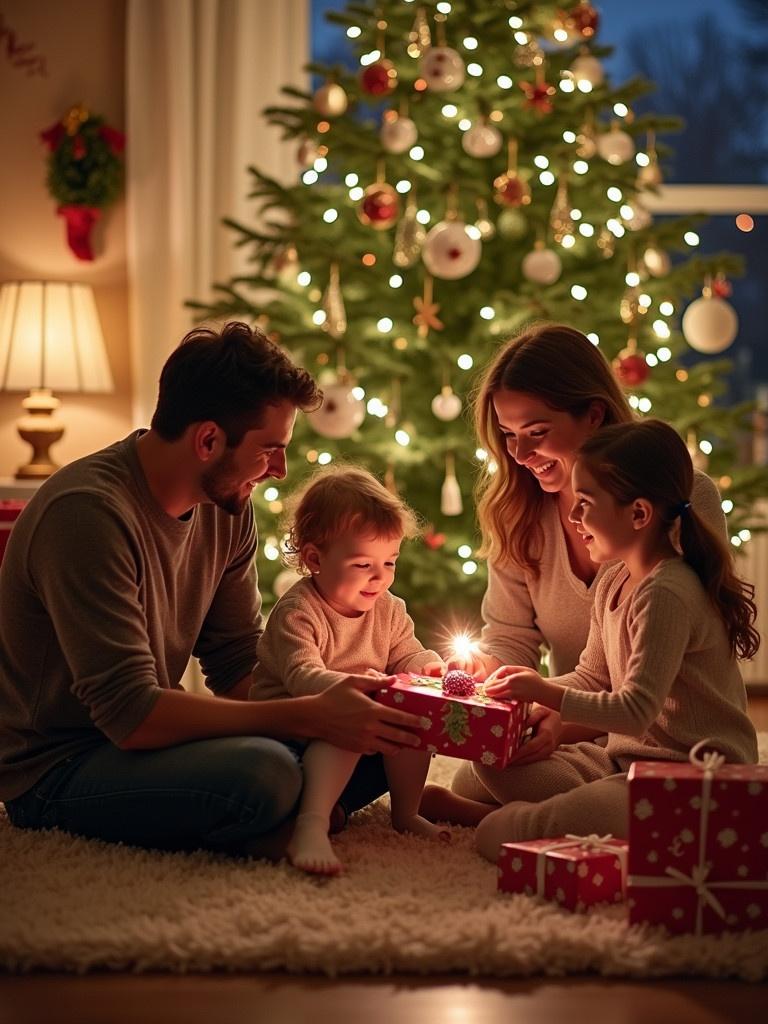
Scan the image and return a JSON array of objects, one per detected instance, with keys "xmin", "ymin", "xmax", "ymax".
[{"xmin": 0, "ymin": 281, "xmax": 113, "ymax": 478}]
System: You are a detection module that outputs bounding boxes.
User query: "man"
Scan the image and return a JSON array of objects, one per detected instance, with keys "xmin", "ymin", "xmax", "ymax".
[{"xmin": 0, "ymin": 321, "xmax": 423, "ymax": 856}]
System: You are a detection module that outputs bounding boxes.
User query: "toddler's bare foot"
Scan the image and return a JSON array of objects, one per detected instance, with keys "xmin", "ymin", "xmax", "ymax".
[
  {"xmin": 392, "ymin": 812, "xmax": 451, "ymax": 843},
  {"xmin": 419, "ymin": 783, "xmax": 497, "ymax": 827},
  {"xmin": 287, "ymin": 812, "xmax": 343, "ymax": 875}
]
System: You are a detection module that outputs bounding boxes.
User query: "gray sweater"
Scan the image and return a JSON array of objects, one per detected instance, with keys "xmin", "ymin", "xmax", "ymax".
[{"xmin": 0, "ymin": 432, "xmax": 262, "ymax": 801}]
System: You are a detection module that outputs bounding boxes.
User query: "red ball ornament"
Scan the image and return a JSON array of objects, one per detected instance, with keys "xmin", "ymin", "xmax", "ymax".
[
  {"xmin": 493, "ymin": 171, "xmax": 532, "ymax": 207},
  {"xmin": 568, "ymin": 1, "xmax": 600, "ymax": 38},
  {"xmin": 442, "ymin": 670, "xmax": 476, "ymax": 698},
  {"xmin": 423, "ymin": 526, "xmax": 447, "ymax": 550},
  {"xmin": 358, "ymin": 182, "xmax": 399, "ymax": 230},
  {"xmin": 711, "ymin": 276, "xmax": 733, "ymax": 298},
  {"xmin": 614, "ymin": 350, "xmax": 650, "ymax": 388},
  {"xmin": 360, "ymin": 58, "xmax": 398, "ymax": 96}
]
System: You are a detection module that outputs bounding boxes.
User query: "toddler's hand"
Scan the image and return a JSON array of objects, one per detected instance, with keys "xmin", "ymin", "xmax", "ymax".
[
  {"xmin": 421, "ymin": 659, "xmax": 446, "ymax": 678},
  {"xmin": 445, "ymin": 649, "xmax": 499, "ymax": 682},
  {"xmin": 483, "ymin": 665, "xmax": 544, "ymax": 702}
]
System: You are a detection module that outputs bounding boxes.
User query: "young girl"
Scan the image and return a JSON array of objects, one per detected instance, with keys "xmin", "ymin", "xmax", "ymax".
[
  {"xmin": 250, "ymin": 466, "xmax": 449, "ymax": 875},
  {"xmin": 473, "ymin": 419, "xmax": 759, "ymax": 862}
]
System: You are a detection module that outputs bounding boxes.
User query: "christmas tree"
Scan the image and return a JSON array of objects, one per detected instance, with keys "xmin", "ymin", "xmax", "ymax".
[{"xmin": 190, "ymin": 0, "xmax": 768, "ymax": 642}]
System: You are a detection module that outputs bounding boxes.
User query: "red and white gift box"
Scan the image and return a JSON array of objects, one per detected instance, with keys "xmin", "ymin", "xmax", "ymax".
[
  {"xmin": 0, "ymin": 500, "xmax": 27, "ymax": 565},
  {"xmin": 375, "ymin": 673, "xmax": 528, "ymax": 767},
  {"xmin": 627, "ymin": 741, "xmax": 768, "ymax": 935},
  {"xmin": 498, "ymin": 834, "xmax": 628, "ymax": 911}
]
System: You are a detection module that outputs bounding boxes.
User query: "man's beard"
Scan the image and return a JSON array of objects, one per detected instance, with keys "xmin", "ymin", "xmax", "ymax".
[{"xmin": 200, "ymin": 455, "xmax": 251, "ymax": 516}]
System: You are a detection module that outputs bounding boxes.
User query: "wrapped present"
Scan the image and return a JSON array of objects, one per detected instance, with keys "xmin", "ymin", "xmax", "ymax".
[
  {"xmin": 0, "ymin": 500, "xmax": 27, "ymax": 565},
  {"xmin": 498, "ymin": 834, "xmax": 628, "ymax": 911},
  {"xmin": 375, "ymin": 673, "xmax": 528, "ymax": 767},
  {"xmin": 627, "ymin": 740, "xmax": 768, "ymax": 935}
]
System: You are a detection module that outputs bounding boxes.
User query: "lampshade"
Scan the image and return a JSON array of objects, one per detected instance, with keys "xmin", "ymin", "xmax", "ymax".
[{"xmin": 0, "ymin": 281, "xmax": 113, "ymax": 394}]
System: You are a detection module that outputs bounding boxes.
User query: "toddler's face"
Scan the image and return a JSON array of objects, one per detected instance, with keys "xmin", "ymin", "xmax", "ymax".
[{"xmin": 311, "ymin": 531, "xmax": 402, "ymax": 617}]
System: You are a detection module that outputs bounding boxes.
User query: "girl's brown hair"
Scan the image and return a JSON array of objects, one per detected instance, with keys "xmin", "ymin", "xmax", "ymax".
[
  {"xmin": 473, "ymin": 323, "xmax": 634, "ymax": 574},
  {"xmin": 281, "ymin": 465, "xmax": 420, "ymax": 573},
  {"xmin": 579, "ymin": 419, "xmax": 759, "ymax": 660}
]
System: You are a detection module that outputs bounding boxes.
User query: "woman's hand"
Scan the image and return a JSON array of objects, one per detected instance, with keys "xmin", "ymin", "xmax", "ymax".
[
  {"xmin": 445, "ymin": 649, "xmax": 501, "ymax": 682},
  {"xmin": 506, "ymin": 704, "xmax": 563, "ymax": 766}
]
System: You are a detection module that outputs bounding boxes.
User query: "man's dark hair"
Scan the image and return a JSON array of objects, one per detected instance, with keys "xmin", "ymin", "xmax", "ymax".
[{"xmin": 151, "ymin": 321, "xmax": 321, "ymax": 446}]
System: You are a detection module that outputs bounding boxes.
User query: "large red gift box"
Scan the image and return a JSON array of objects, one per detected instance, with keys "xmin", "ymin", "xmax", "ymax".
[
  {"xmin": 0, "ymin": 500, "xmax": 27, "ymax": 565},
  {"xmin": 497, "ymin": 835, "xmax": 628, "ymax": 911},
  {"xmin": 375, "ymin": 673, "xmax": 527, "ymax": 767},
  {"xmin": 627, "ymin": 742, "xmax": 768, "ymax": 935}
]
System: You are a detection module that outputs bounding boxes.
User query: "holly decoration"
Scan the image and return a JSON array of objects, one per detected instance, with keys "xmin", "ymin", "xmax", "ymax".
[
  {"xmin": 441, "ymin": 700, "xmax": 471, "ymax": 744},
  {"xmin": 40, "ymin": 104, "xmax": 125, "ymax": 261}
]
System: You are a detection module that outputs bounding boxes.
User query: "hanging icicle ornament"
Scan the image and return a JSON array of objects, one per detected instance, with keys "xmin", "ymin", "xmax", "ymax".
[
  {"xmin": 441, "ymin": 452, "xmax": 463, "ymax": 516},
  {"xmin": 637, "ymin": 130, "xmax": 663, "ymax": 188},
  {"xmin": 522, "ymin": 240, "xmax": 562, "ymax": 285},
  {"xmin": 358, "ymin": 162, "xmax": 399, "ymax": 230},
  {"xmin": 549, "ymin": 176, "xmax": 574, "ymax": 243},
  {"xmin": 520, "ymin": 63, "xmax": 556, "ymax": 115},
  {"xmin": 431, "ymin": 382, "xmax": 462, "ymax": 421},
  {"xmin": 515, "ymin": 37, "xmax": 543, "ymax": 69},
  {"xmin": 597, "ymin": 123, "xmax": 635, "ymax": 165},
  {"xmin": 613, "ymin": 333, "xmax": 650, "ymax": 388},
  {"xmin": 393, "ymin": 194, "xmax": 426, "ymax": 267},
  {"xmin": 306, "ymin": 357, "xmax": 366, "ymax": 439},
  {"xmin": 408, "ymin": 5, "xmax": 432, "ymax": 58},
  {"xmin": 412, "ymin": 274, "xmax": 445, "ymax": 339},
  {"xmin": 682, "ymin": 279, "xmax": 739, "ymax": 354},
  {"xmin": 462, "ymin": 120, "xmax": 503, "ymax": 159},
  {"xmin": 321, "ymin": 262, "xmax": 347, "ymax": 340},
  {"xmin": 575, "ymin": 117, "xmax": 598, "ymax": 159},
  {"xmin": 473, "ymin": 197, "xmax": 496, "ymax": 240},
  {"xmin": 380, "ymin": 108, "xmax": 418, "ymax": 154},
  {"xmin": 312, "ymin": 81, "xmax": 348, "ymax": 117},
  {"xmin": 493, "ymin": 139, "xmax": 531, "ymax": 207},
  {"xmin": 596, "ymin": 225, "xmax": 615, "ymax": 259}
]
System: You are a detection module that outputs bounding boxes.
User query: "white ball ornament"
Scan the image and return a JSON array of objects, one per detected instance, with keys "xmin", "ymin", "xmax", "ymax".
[
  {"xmin": 570, "ymin": 53, "xmax": 604, "ymax": 87},
  {"xmin": 380, "ymin": 115, "xmax": 418, "ymax": 155},
  {"xmin": 461, "ymin": 123, "xmax": 503, "ymax": 158},
  {"xmin": 313, "ymin": 82, "xmax": 348, "ymax": 118},
  {"xmin": 431, "ymin": 388, "xmax": 462, "ymax": 421},
  {"xmin": 624, "ymin": 202, "xmax": 653, "ymax": 232},
  {"xmin": 596, "ymin": 126, "xmax": 635, "ymax": 165},
  {"xmin": 642, "ymin": 245, "xmax": 671, "ymax": 277},
  {"xmin": 419, "ymin": 46, "xmax": 465, "ymax": 93},
  {"xmin": 521, "ymin": 246, "xmax": 562, "ymax": 286},
  {"xmin": 273, "ymin": 568, "xmax": 303, "ymax": 600},
  {"xmin": 422, "ymin": 220, "xmax": 482, "ymax": 280},
  {"xmin": 682, "ymin": 295, "xmax": 739, "ymax": 354},
  {"xmin": 296, "ymin": 138, "xmax": 320, "ymax": 168},
  {"xmin": 306, "ymin": 379, "xmax": 365, "ymax": 438}
]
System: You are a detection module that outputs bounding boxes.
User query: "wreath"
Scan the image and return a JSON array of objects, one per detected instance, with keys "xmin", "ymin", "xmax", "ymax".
[{"xmin": 40, "ymin": 104, "xmax": 125, "ymax": 261}]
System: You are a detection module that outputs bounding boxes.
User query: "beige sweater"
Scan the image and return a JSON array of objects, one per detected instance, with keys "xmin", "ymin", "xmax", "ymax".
[
  {"xmin": 251, "ymin": 577, "xmax": 439, "ymax": 700},
  {"xmin": 479, "ymin": 469, "xmax": 726, "ymax": 675},
  {"xmin": 558, "ymin": 559, "xmax": 758, "ymax": 765}
]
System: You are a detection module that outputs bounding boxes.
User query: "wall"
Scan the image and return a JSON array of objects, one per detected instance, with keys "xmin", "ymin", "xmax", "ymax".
[{"xmin": 0, "ymin": 0, "xmax": 132, "ymax": 478}]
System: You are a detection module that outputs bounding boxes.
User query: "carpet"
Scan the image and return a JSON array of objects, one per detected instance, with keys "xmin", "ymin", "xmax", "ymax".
[{"xmin": 1, "ymin": 739, "xmax": 767, "ymax": 981}]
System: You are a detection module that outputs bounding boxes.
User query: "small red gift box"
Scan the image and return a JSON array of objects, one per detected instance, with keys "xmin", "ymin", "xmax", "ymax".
[
  {"xmin": 498, "ymin": 835, "xmax": 628, "ymax": 911},
  {"xmin": 375, "ymin": 673, "xmax": 528, "ymax": 767},
  {"xmin": 627, "ymin": 741, "xmax": 768, "ymax": 935},
  {"xmin": 0, "ymin": 500, "xmax": 27, "ymax": 565}
]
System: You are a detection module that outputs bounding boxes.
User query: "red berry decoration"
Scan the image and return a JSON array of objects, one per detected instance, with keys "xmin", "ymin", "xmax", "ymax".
[
  {"xmin": 568, "ymin": 1, "xmax": 600, "ymax": 38},
  {"xmin": 360, "ymin": 58, "xmax": 398, "ymax": 96},
  {"xmin": 442, "ymin": 670, "xmax": 476, "ymax": 698},
  {"xmin": 614, "ymin": 350, "xmax": 650, "ymax": 388},
  {"xmin": 358, "ymin": 182, "xmax": 399, "ymax": 230}
]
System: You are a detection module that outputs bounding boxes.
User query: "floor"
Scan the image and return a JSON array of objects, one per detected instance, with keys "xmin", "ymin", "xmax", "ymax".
[{"xmin": 1, "ymin": 693, "xmax": 767, "ymax": 1024}]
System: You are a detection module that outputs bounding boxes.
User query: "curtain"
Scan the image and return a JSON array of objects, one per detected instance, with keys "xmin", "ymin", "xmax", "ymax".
[{"xmin": 126, "ymin": 0, "xmax": 308, "ymax": 427}]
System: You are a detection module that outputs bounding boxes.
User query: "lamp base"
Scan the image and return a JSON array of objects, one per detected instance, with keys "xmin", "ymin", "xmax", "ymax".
[{"xmin": 15, "ymin": 388, "xmax": 65, "ymax": 480}]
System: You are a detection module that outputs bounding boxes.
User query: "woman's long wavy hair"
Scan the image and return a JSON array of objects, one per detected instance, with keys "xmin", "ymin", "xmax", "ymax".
[
  {"xmin": 579, "ymin": 420, "xmax": 760, "ymax": 660},
  {"xmin": 474, "ymin": 323, "xmax": 633, "ymax": 575}
]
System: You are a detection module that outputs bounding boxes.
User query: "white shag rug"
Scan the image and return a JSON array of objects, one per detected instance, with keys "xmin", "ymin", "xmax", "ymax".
[{"xmin": 2, "ymin": 740, "xmax": 768, "ymax": 981}]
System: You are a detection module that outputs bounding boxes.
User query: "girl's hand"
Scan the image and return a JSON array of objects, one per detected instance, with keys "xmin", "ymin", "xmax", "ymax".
[
  {"xmin": 421, "ymin": 659, "xmax": 447, "ymax": 678},
  {"xmin": 482, "ymin": 664, "xmax": 545, "ymax": 702},
  {"xmin": 445, "ymin": 649, "xmax": 500, "ymax": 682},
  {"xmin": 506, "ymin": 704, "xmax": 563, "ymax": 766}
]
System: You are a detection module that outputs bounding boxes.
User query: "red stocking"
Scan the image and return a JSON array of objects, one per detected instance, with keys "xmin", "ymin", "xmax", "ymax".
[{"xmin": 57, "ymin": 204, "xmax": 101, "ymax": 261}]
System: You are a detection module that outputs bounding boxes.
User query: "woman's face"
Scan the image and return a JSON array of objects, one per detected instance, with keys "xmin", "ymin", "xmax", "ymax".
[{"xmin": 492, "ymin": 389, "xmax": 603, "ymax": 495}]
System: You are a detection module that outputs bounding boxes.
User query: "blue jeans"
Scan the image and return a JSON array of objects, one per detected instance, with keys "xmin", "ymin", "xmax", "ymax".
[{"xmin": 4, "ymin": 738, "xmax": 387, "ymax": 855}]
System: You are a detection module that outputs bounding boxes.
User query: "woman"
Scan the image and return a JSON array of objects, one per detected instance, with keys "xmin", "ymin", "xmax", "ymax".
[{"xmin": 422, "ymin": 323, "xmax": 726, "ymax": 827}]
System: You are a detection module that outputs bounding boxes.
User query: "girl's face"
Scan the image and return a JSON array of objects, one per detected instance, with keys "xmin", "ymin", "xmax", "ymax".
[
  {"xmin": 307, "ymin": 530, "xmax": 402, "ymax": 618},
  {"xmin": 492, "ymin": 389, "xmax": 603, "ymax": 496},
  {"xmin": 568, "ymin": 460, "xmax": 637, "ymax": 563}
]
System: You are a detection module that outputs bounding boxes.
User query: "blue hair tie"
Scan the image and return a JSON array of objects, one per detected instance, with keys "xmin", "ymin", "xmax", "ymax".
[{"xmin": 674, "ymin": 500, "xmax": 692, "ymax": 518}]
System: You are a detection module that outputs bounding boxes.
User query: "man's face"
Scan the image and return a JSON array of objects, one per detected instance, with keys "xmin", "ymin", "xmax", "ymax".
[{"xmin": 201, "ymin": 400, "xmax": 297, "ymax": 515}]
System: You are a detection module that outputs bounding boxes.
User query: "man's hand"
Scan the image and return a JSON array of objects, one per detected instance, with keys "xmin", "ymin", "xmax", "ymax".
[
  {"xmin": 506, "ymin": 704, "xmax": 563, "ymax": 767},
  {"xmin": 445, "ymin": 649, "xmax": 501, "ymax": 682},
  {"xmin": 304, "ymin": 674, "xmax": 426, "ymax": 755}
]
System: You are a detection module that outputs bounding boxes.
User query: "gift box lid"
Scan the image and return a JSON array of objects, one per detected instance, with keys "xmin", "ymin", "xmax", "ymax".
[
  {"xmin": 391, "ymin": 672, "xmax": 522, "ymax": 714},
  {"xmin": 501, "ymin": 837, "xmax": 628, "ymax": 863},
  {"xmin": 628, "ymin": 760, "xmax": 768, "ymax": 783}
]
